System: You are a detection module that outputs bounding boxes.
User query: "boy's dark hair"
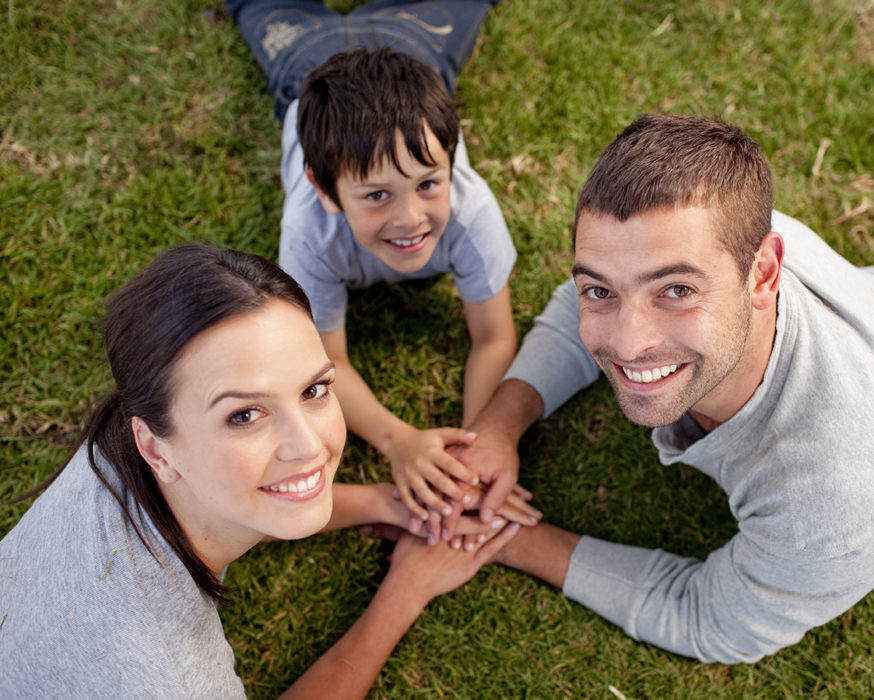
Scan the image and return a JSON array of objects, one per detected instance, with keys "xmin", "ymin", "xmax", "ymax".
[
  {"xmin": 574, "ymin": 113, "xmax": 774, "ymax": 278},
  {"xmin": 298, "ymin": 47, "xmax": 459, "ymax": 206}
]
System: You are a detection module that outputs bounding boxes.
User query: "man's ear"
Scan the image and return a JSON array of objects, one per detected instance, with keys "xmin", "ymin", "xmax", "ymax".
[
  {"xmin": 305, "ymin": 168, "xmax": 342, "ymax": 215},
  {"xmin": 749, "ymin": 231, "xmax": 784, "ymax": 311},
  {"xmin": 131, "ymin": 416, "xmax": 180, "ymax": 484}
]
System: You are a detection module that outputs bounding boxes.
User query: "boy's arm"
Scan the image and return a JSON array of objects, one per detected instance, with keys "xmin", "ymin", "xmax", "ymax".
[
  {"xmin": 461, "ymin": 283, "xmax": 517, "ymax": 425},
  {"xmin": 320, "ymin": 327, "xmax": 480, "ymax": 519}
]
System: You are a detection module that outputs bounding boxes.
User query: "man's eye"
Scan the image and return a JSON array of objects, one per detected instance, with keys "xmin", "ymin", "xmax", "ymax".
[
  {"xmin": 665, "ymin": 285, "xmax": 693, "ymax": 298},
  {"xmin": 303, "ymin": 382, "xmax": 331, "ymax": 401},
  {"xmin": 584, "ymin": 287, "xmax": 611, "ymax": 300}
]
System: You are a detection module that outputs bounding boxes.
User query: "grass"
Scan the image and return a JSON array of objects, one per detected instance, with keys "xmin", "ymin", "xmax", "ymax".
[{"xmin": 2, "ymin": 0, "xmax": 873, "ymax": 697}]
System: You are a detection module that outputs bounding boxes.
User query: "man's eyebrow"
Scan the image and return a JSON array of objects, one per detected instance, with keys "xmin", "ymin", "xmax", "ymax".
[
  {"xmin": 572, "ymin": 263, "xmax": 708, "ymax": 285},
  {"xmin": 638, "ymin": 263, "xmax": 708, "ymax": 284},
  {"xmin": 572, "ymin": 264, "xmax": 605, "ymax": 282},
  {"xmin": 208, "ymin": 361, "xmax": 335, "ymax": 409}
]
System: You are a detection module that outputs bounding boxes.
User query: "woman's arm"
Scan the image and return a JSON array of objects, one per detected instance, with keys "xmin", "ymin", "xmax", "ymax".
[
  {"xmin": 320, "ymin": 483, "xmax": 408, "ymax": 532},
  {"xmin": 277, "ymin": 525, "xmax": 519, "ymax": 700}
]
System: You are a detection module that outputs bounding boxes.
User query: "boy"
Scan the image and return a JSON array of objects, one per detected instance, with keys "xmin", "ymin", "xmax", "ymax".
[{"xmin": 227, "ymin": 1, "xmax": 518, "ymax": 527}]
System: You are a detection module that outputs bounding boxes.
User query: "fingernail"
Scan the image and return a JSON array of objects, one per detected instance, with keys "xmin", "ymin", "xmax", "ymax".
[
  {"xmin": 452, "ymin": 538, "xmax": 462, "ymax": 550},
  {"xmin": 491, "ymin": 518, "xmax": 507, "ymax": 529},
  {"xmin": 464, "ymin": 540, "xmax": 474, "ymax": 551},
  {"xmin": 442, "ymin": 527, "xmax": 450, "ymax": 541},
  {"xmin": 471, "ymin": 476, "xmax": 479, "ymax": 486},
  {"xmin": 428, "ymin": 533, "xmax": 436, "ymax": 546},
  {"xmin": 482, "ymin": 508, "xmax": 493, "ymax": 522},
  {"xmin": 442, "ymin": 506, "xmax": 452, "ymax": 517},
  {"xmin": 462, "ymin": 494, "xmax": 471, "ymax": 505},
  {"xmin": 477, "ymin": 533, "xmax": 486, "ymax": 544},
  {"xmin": 409, "ymin": 518, "xmax": 421, "ymax": 533}
]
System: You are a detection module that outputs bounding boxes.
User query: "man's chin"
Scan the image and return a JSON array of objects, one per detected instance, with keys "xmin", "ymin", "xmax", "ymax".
[{"xmin": 613, "ymin": 392, "xmax": 687, "ymax": 428}]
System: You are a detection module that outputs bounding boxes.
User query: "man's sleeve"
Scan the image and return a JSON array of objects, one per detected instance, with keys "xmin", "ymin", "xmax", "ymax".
[
  {"xmin": 563, "ymin": 531, "xmax": 874, "ymax": 664},
  {"xmin": 503, "ymin": 277, "xmax": 601, "ymax": 417}
]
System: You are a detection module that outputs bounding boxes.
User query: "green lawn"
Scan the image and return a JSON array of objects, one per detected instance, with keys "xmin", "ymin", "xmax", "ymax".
[{"xmin": 2, "ymin": 1, "xmax": 873, "ymax": 697}]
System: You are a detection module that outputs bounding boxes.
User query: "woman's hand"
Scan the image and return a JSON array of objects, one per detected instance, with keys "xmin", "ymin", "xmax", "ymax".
[{"xmin": 383, "ymin": 522, "xmax": 521, "ymax": 607}]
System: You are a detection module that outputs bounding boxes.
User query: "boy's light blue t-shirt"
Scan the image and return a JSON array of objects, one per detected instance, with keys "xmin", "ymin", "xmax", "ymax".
[{"xmin": 279, "ymin": 99, "xmax": 516, "ymax": 333}]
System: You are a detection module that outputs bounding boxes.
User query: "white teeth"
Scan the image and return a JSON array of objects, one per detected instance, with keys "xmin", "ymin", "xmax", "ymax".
[
  {"xmin": 391, "ymin": 234, "xmax": 425, "ymax": 247},
  {"xmin": 622, "ymin": 364, "xmax": 678, "ymax": 384},
  {"xmin": 264, "ymin": 471, "xmax": 320, "ymax": 494}
]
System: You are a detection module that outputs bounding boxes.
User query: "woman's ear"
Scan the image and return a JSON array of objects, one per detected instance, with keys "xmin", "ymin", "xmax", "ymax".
[
  {"xmin": 749, "ymin": 231, "xmax": 784, "ymax": 311},
  {"xmin": 131, "ymin": 416, "xmax": 180, "ymax": 484},
  {"xmin": 305, "ymin": 168, "xmax": 342, "ymax": 215}
]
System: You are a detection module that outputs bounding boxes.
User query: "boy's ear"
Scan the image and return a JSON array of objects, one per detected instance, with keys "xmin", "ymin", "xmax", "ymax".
[
  {"xmin": 749, "ymin": 231, "xmax": 784, "ymax": 311},
  {"xmin": 306, "ymin": 168, "xmax": 342, "ymax": 216},
  {"xmin": 131, "ymin": 416, "xmax": 181, "ymax": 484}
]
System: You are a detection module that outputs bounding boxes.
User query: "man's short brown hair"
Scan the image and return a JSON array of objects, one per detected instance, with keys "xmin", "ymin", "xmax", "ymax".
[{"xmin": 574, "ymin": 114, "xmax": 774, "ymax": 278}]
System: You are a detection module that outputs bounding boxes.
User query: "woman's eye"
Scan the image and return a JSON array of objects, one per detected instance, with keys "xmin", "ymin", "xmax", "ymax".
[
  {"xmin": 665, "ymin": 285, "xmax": 693, "ymax": 299},
  {"xmin": 228, "ymin": 408, "xmax": 263, "ymax": 426},
  {"xmin": 303, "ymin": 382, "xmax": 331, "ymax": 401}
]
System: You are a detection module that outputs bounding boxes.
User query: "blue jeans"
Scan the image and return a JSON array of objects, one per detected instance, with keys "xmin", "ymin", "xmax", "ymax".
[{"xmin": 227, "ymin": 0, "xmax": 498, "ymax": 120}]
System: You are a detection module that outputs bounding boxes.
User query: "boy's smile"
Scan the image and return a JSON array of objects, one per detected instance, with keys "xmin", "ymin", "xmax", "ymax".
[{"xmin": 311, "ymin": 126, "xmax": 452, "ymax": 274}]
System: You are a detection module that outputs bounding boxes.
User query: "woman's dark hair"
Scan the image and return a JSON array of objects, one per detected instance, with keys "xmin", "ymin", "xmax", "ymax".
[{"xmin": 60, "ymin": 244, "xmax": 311, "ymax": 602}]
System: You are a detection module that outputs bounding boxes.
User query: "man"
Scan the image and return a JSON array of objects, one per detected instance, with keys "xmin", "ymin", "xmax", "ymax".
[{"xmin": 459, "ymin": 114, "xmax": 874, "ymax": 663}]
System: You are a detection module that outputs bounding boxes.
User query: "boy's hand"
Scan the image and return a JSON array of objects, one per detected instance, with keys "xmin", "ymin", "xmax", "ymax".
[{"xmin": 385, "ymin": 425, "xmax": 480, "ymax": 520}]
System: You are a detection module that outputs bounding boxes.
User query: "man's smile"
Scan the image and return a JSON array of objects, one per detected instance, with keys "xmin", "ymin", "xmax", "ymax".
[{"xmin": 620, "ymin": 363, "xmax": 682, "ymax": 384}]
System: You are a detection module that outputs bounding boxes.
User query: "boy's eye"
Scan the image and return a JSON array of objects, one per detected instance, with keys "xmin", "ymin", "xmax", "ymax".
[
  {"xmin": 664, "ymin": 285, "xmax": 693, "ymax": 299},
  {"xmin": 366, "ymin": 190, "xmax": 387, "ymax": 202},
  {"xmin": 302, "ymin": 382, "xmax": 331, "ymax": 401},
  {"xmin": 227, "ymin": 408, "xmax": 264, "ymax": 426},
  {"xmin": 418, "ymin": 179, "xmax": 437, "ymax": 191}
]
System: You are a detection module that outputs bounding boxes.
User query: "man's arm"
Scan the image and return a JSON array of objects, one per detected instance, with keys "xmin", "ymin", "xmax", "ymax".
[
  {"xmin": 510, "ymin": 527, "xmax": 874, "ymax": 664},
  {"xmin": 461, "ymin": 283, "xmax": 517, "ymax": 426},
  {"xmin": 456, "ymin": 378, "xmax": 544, "ymax": 523},
  {"xmin": 455, "ymin": 278, "xmax": 602, "ymax": 524}
]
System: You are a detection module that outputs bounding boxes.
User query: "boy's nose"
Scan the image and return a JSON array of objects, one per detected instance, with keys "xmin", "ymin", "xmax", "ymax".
[{"xmin": 392, "ymin": 195, "xmax": 426, "ymax": 229}]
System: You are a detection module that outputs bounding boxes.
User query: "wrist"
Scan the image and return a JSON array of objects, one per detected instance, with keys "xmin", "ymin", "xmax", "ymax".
[
  {"xmin": 470, "ymin": 379, "xmax": 542, "ymax": 446},
  {"xmin": 374, "ymin": 418, "xmax": 417, "ymax": 462},
  {"xmin": 378, "ymin": 567, "xmax": 429, "ymax": 618}
]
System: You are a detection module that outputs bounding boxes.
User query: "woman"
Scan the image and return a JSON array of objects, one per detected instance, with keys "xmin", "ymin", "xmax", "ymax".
[{"xmin": 0, "ymin": 244, "xmax": 519, "ymax": 698}]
